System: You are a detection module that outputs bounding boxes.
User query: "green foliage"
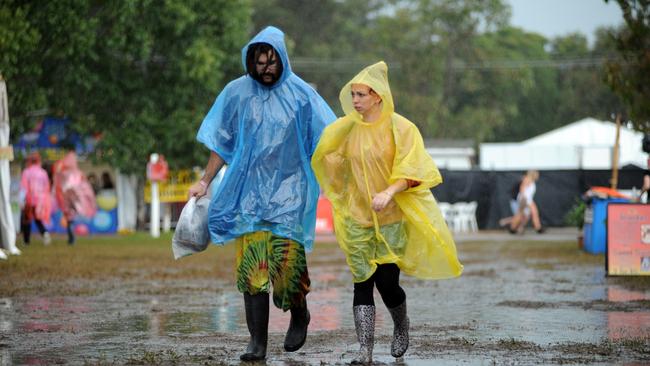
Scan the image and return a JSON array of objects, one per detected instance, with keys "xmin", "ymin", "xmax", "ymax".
[
  {"xmin": 605, "ymin": 0, "xmax": 650, "ymax": 131},
  {"xmin": 490, "ymin": 30, "xmax": 623, "ymax": 141},
  {"xmin": 2, "ymin": 0, "xmax": 641, "ymax": 174},
  {"xmin": 251, "ymin": 0, "xmax": 624, "ymax": 143},
  {"xmin": 564, "ymin": 198, "xmax": 587, "ymax": 229},
  {"xmin": 1, "ymin": 0, "xmax": 251, "ymax": 174}
]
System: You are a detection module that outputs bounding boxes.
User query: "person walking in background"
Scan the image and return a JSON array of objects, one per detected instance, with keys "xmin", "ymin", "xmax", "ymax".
[
  {"xmin": 187, "ymin": 26, "xmax": 335, "ymax": 361},
  {"xmin": 498, "ymin": 172, "xmax": 525, "ymax": 232},
  {"xmin": 53, "ymin": 151, "xmax": 97, "ymax": 245},
  {"xmin": 101, "ymin": 171, "xmax": 114, "ymax": 190},
  {"xmin": 501, "ymin": 170, "xmax": 544, "ymax": 234},
  {"xmin": 311, "ymin": 61, "xmax": 463, "ymax": 364},
  {"xmin": 19, "ymin": 152, "xmax": 52, "ymax": 245},
  {"xmin": 86, "ymin": 173, "xmax": 100, "ymax": 194}
]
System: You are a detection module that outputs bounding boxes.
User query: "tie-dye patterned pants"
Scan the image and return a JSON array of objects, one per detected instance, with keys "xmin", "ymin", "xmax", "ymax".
[{"xmin": 235, "ymin": 231, "xmax": 310, "ymax": 311}]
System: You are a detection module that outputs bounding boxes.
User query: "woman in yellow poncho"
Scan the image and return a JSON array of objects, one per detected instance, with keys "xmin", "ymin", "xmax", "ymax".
[{"xmin": 311, "ymin": 61, "xmax": 463, "ymax": 364}]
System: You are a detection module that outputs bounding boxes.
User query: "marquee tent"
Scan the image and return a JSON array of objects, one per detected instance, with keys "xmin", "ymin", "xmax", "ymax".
[{"xmin": 480, "ymin": 117, "xmax": 647, "ymax": 170}]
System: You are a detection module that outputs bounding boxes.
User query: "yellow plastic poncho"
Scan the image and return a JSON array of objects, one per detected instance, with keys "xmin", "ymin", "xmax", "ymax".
[{"xmin": 311, "ymin": 61, "xmax": 463, "ymax": 282}]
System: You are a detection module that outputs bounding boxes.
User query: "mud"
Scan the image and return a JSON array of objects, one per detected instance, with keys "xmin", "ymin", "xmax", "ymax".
[{"xmin": 1, "ymin": 230, "xmax": 649, "ymax": 365}]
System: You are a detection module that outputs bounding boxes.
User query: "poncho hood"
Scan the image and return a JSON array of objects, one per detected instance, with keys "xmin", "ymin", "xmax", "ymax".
[
  {"xmin": 339, "ymin": 61, "xmax": 394, "ymax": 123},
  {"xmin": 241, "ymin": 26, "xmax": 292, "ymax": 87}
]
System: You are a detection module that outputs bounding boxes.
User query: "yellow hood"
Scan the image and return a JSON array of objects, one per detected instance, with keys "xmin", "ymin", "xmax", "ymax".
[{"xmin": 339, "ymin": 61, "xmax": 394, "ymax": 123}]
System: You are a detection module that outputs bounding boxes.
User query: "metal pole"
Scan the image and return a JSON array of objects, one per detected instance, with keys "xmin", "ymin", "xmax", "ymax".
[
  {"xmin": 611, "ymin": 114, "xmax": 621, "ymax": 190},
  {"xmin": 150, "ymin": 181, "xmax": 160, "ymax": 238},
  {"xmin": 149, "ymin": 153, "xmax": 160, "ymax": 238}
]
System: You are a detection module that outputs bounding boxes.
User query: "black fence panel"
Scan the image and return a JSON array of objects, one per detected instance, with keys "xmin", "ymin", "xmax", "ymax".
[{"xmin": 431, "ymin": 168, "xmax": 646, "ymax": 229}]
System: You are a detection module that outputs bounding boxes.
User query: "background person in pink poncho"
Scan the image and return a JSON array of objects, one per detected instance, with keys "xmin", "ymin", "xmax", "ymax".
[
  {"xmin": 53, "ymin": 151, "xmax": 97, "ymax": 245},
  {"xmin": 19, "ymin": 152, "xmax": 52, "ymax": 245}
]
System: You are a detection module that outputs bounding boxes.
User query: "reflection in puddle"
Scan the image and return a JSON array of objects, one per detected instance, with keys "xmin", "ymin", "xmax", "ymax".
[
  {"xmin": 96, "ymin": 314, "xmax": 150, "ymax": 334},
  {"xmin": 161, "ymin": 288, "xmax": 347, "ymax": 334},
  {"xmin": 307, "ymin": 287, "xmax": 342, "ymax": 331},
  {"xmin": 607, "ymin": 286, "xmax": 650, "ymax": 302},
  {"xmin": 608, "ymin": 312, "xmax": 650, "ymax": 340},
  {"xmin": 607, "ymin": 286, "xmax": 650, "ymax": 340},
  {"xmin": 210, "ymin": 292, "xmax": 242, "ymax": 333},
  {"xmin": 0, "ymin": 349, "xmax": 10, "ymax": 366},
  {"xmin": 7, "ymin": 240, "xmax": 650, "ymax": 364},
  {"xmin": 23, "ymin": 297, "xmax": 90, "ymax": 314},
  {"xmin": 19, "ymin": 297, "xmax": 87, "ymax": 335},
  {"xmin": 0, "ymin": 298, "xmax": 11, "ymax": 311},
  {"xmin": 0, "ymin": 298, "xmax": 11, "ymax": 333},
  {"xmin": 22, "ymin": 322, "xmax": 64, "ymax": 333}
]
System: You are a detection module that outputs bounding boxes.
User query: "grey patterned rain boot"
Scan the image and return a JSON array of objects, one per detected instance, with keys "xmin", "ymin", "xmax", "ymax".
[
  {"xmin": 240, "ymin": 293, "xmax": 269, "ymax": 361},
  {"xmin": 388, "ymin": 300, "xmax": 409, "ymax": 358},
  {"xmin": 284, "ymin": 300, "xmax": 310, "ymax": 352},
  {"xmin": 351, "ymin": 305, "xmax": 375, "ymax": 365}
]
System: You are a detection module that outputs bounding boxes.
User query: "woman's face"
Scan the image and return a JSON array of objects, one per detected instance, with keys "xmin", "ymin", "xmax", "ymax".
[{"xmin": 350, "ymin": 84, "xmax": 381, "ymax": 115}]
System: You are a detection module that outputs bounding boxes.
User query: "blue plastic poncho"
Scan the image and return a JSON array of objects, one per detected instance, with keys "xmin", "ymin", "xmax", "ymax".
[{"xmin": 197, "ymin": 26, "xmax": 336, "ymax": 251}]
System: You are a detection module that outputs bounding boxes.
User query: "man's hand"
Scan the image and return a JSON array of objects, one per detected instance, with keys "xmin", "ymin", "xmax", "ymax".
[
  {"xmin": 372, "ymin": 191, "xmax": 393, "ymax": 212},
  {"xmin": 188, "ymin": 180, "xmax": 208, "ymax": 199},
  {"xmin": 188, "ymin": 151, "xmax": 224, "ymax": 199}
]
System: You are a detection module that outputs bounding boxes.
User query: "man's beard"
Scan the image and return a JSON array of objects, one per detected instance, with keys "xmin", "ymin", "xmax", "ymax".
[{"xmin": 257, "ymin": 72, "xmax": 279, "ymax": 86}]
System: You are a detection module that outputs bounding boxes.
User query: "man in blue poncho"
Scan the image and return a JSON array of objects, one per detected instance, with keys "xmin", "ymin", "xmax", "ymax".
[{"xmin": 189, "ymin": 26, "xmax": 335, "ymax": 361}]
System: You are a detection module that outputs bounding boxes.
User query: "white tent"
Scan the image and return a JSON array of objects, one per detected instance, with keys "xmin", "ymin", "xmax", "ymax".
[
  {"xmin": 0, "ymin": 76, "xmax": 20, "ymax": 257},
  {"xmin": 424, "ymin": 139, "xmax": 475, "ymax": 170},
  {"xmin": 480, "ymin": 117, "xmax": 647, "ymax": 170}
]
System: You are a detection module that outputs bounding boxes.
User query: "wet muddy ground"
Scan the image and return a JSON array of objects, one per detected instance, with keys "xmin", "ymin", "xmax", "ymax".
[{"xmin": 1, "ymin": 229, "xmax": 649, "ymax": 365}]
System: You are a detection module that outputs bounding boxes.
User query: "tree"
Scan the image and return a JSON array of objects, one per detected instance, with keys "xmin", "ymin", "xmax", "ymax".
[
  {"xmin": 549, "ymin": 31, "xmax": 622, "ymax": 129},
  {"xmin": 250, "ymin": 0, "xmax": 386, "ymax": 114},
  {"xmin": 0, "ymin": 0, "xmax": 251, "ymax": 173},
  {"xmin": 0, "ymin": 1, "xmax": 95, "ymax": 137},
  {"xmin": 249, "ymin": 0, "xmax": 634, "ymax": 144},
  {"xmin": 360, "ymin": 0, "xmax": 513, "ymax": 139},
  {"xmin": 455, "ymin": 26, "xmax": 549, "ymax": 142},
  {"xmin": 605, "ymin": 0, "xmax": 650, "ymax": 131}
]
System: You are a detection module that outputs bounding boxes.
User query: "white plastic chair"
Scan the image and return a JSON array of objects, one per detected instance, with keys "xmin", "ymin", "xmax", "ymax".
[
  {"xmin": 464, "ymin": 201, "xmax": 479, "ymax": 232},
  {"xmin": 453, "ymin": 201, "xmax": 478, "ymax": 233},
  {"xmin": 438, "ymin": 202, "xmax": 455, "ymax": 231},
  {"xmin": 452, "ymin": 202, "xmax": 468, "ymax": 233}
]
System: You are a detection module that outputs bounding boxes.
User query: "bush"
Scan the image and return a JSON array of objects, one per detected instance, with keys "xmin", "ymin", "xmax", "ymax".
[{"xmin": 564, "ymin": 198, "xmax": 587, "ymax": 229}]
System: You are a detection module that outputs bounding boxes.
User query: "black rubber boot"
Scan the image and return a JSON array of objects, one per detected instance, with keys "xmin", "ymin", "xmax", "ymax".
[
  {"xmin": 240, "ymin": 293, "xmax": 269, "ymax": 361},
  {"xmin": 284, "ymin": 300, "xmax": 310, "ymax": 352}
]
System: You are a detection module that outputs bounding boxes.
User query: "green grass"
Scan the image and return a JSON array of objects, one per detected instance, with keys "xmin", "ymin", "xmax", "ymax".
[
  {"xmin": 0, "ymin": 232, "xmax": 343, "ymax": 297},
  {"xmin": 0, "ymin": 232, "xmax": 237, "ymax": 296}
]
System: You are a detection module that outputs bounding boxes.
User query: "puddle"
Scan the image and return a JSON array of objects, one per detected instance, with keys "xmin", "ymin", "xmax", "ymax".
[{"xmin": 2, "ymin": 238, "xmax": 650, "ymax": 365}]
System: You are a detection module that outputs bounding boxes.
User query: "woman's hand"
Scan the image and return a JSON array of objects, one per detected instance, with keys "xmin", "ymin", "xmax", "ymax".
[{"xmin": 372, "ymin": 191, "xmax": 393, "ymax": 212}]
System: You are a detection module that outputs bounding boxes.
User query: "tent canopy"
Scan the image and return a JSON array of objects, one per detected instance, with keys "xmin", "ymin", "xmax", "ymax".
[{"xmin": 480, "ymin": 117, "xmax": 647, "ymax": 170}]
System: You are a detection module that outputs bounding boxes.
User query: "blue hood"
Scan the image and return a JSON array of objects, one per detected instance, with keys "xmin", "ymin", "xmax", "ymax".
[{"xmin": 241, "ymin": 26, "xmax": 292, "ymax": 86}]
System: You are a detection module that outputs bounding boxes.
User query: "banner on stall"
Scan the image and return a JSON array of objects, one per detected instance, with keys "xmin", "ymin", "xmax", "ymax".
[
  {"xmin": 607, "ymin": 203, "xmax": 650, "ymax": 276},
  {"xmin": 144, "ymin": 169, "xmax": 200, "ymax": 203}
]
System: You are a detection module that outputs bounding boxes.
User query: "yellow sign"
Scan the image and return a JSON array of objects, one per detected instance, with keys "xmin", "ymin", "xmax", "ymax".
[{"xmin": 144, "ymin": 169, "xmax": 201, "ymax": 203}]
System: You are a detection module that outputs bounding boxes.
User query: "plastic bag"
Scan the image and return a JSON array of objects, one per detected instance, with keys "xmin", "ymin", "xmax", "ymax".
[{"xmin": 172, "ymin": 196, "xmax": 211, "ymax": 259}]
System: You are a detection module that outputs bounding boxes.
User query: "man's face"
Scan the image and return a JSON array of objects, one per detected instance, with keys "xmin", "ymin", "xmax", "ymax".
[{"xmin": 255, "ymin": 50, "xmax": 279, "ymax": 85}]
